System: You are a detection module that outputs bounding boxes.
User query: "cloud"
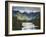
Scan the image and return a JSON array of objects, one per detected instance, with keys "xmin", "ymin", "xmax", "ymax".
[{"xmin": 19, "ymin": 10, "xmax": 24, "ymax": 13}]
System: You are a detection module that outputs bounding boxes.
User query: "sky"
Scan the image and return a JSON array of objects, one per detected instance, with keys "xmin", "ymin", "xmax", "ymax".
[{"xmin": 12, "ymin": 6, "xmax": 40, "ymax": 14}]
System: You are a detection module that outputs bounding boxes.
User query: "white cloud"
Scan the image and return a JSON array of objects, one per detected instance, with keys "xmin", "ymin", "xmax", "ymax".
[{"xmin": 19, "ymin": 10, "xmax": 24, "ymax": 13}]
